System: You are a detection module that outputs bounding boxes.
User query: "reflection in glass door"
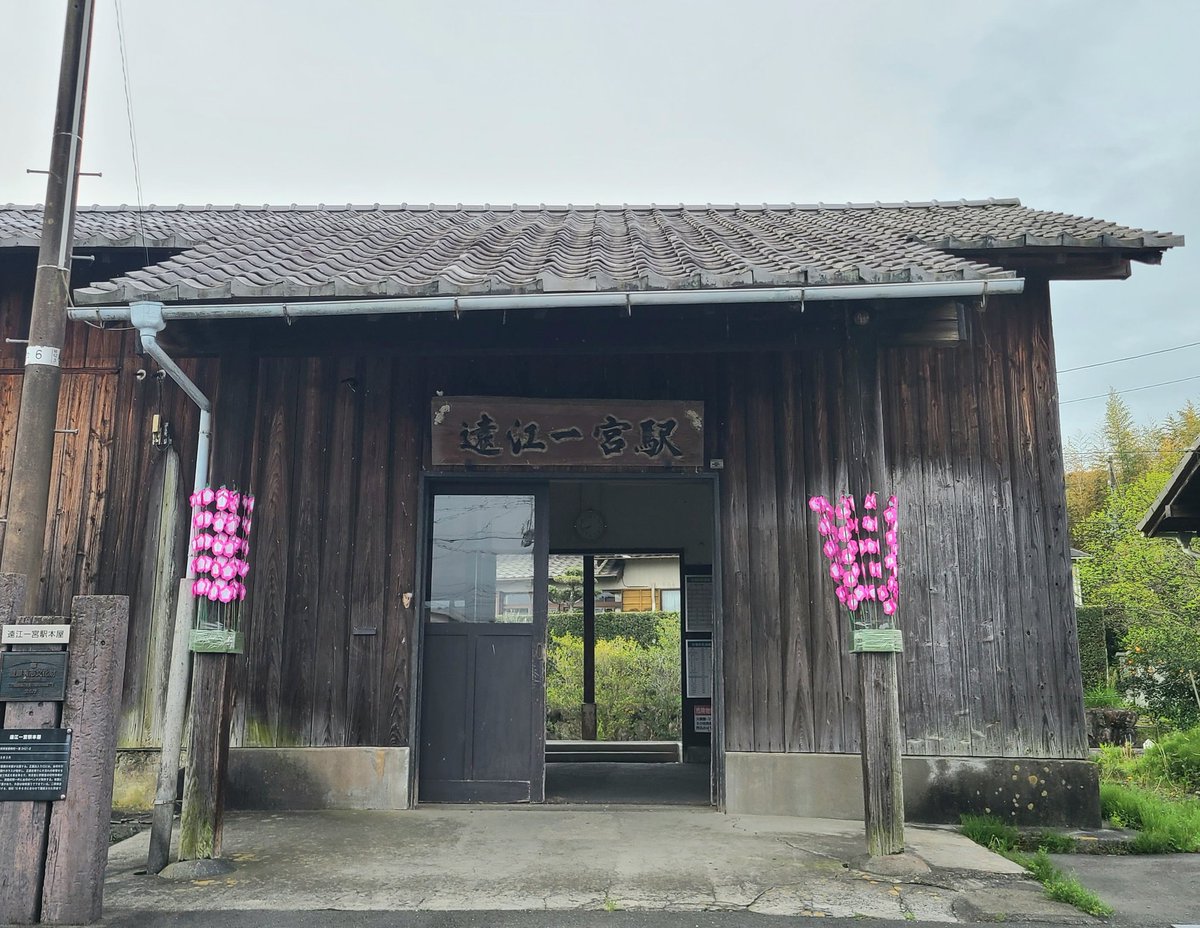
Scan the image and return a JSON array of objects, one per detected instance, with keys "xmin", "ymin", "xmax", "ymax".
[{"xmin": 419, "ymin": 488, "xmax": 548, "ymax": 802}]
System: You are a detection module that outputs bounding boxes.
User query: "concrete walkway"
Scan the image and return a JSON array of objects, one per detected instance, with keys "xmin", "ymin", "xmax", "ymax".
[
  {"xmin": 102, "ymin": 807, "xmax": 1088, "ymax": 922},
  {"xmin": 1051, "ymin": 853, "xmax": 1200, "ymax": 927}
]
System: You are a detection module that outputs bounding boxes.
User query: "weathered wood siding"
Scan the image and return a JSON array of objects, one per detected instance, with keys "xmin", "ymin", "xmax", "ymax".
[
  {"xmin": 716, "ymin": 280, "xmax": 1085, "ymax": 759},
  {"xmin": 0, "ymin": 256, "xmax": 207, "ymax": 748},
  {"xmin": 0, "ymin": 261, "xmax": 1084, "ymax": 758}
]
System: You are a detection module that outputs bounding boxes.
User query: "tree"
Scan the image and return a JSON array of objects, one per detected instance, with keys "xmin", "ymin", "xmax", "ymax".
[
  {"xmin": 1076, "ymin": 465, "xmax": 1200, "ymax": 726},
  {"xmin": 549, "ymin": 566, "xmax": 586, "ymax": 612},
  {"xmin": 1102, "ymin": 391, "xmax": 1145, "ymax": 486}
]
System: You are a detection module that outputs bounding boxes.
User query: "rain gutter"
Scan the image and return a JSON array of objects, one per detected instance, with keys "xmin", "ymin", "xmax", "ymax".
[{"xmin": 68, "ymin": 278, "xmax": 1025, "ymax": 324}]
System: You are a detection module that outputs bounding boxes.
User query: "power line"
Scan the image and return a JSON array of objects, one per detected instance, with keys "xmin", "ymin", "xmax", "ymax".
[
  {"xmin": 113, "ymin": 0, "xmax": 148, "ymax": 266},
  {"xmin": 1057, "ymin": 340, "xmax": 1200, "ymax": 374},
  {"xmin": 1059, "ymin": 373, "xmax": 1200, "ymax": 405}
]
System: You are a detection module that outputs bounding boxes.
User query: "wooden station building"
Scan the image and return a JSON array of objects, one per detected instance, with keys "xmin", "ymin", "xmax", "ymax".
[{"xmin": 0, "ymin": 199, "xmax": 1183, "ymax": 824}]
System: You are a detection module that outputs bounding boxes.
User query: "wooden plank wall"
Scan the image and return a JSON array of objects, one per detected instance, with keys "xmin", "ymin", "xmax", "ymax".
[
  {"xmin": 0, "ymin": 264, "xmax": 1084, "ymax": 759},
  {"xmin": 0, "ymin": 264, "xmax": 208, "ymax": 748},
  {"xmin": 716, "ymin": 282, "xmax": 1084, "ymax": 759}
]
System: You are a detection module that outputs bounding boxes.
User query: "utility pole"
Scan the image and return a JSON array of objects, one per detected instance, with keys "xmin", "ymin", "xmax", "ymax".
[{"xmin": 0, "ymin": 0, "xmax": 96, "ymax": 598}]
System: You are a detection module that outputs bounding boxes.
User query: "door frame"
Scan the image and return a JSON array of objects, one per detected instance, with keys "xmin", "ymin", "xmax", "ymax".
[
  {"xmin": 408, "ymin": 471, "xmax": 724, "ymax": 808},
  {"xmin": 412, "ymin": 479, "xmax": 549, "ymax": 804}
]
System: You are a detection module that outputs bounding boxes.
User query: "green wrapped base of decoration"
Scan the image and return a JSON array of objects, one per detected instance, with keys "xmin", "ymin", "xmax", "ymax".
[
  {"xmin": 851, "ymin": 627, "xmax": 903, "ymax": 653},
  {"xmin": 189, "ymin": 628, "xmax": 244, "ymax": 654}
]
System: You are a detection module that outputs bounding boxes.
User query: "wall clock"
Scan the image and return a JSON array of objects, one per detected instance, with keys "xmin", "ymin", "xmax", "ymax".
[{"xmin": 573, "ymin": 508, "xmax": 606, "ymax": 542}]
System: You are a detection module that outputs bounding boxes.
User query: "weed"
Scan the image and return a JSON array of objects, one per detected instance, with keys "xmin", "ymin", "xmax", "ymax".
[
  {"xmin": 1026, "ymin": 849, "xmax": 1114, "ymax": 917},
  {"xmin": 961, "ymin": 818, "xmax": 1114, "ymax": 917},
  {"xmin": 1084, "ymin": 685, "xmax": 1128, "ymax": 709},
  {"xmin": 1100, "ymin": 783, "xmax": 1200, "ymax": 853},
  {"xmin": 1032, "ymin": 831, "xmax": 1076, "ymax": 853},
  {"xmin": 1141, "ymin": 726, "xmax": 1200, "ymax": 792},
  {"xmin": 959, "ymin": 814, "xmax": 1019, "ymax": 853}
]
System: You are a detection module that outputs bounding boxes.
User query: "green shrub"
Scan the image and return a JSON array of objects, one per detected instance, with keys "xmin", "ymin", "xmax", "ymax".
[
  {"xmin": 1100, "ymin": 782, "xmax": 1200, "ymax": 852},
  {"xmin": 546, "ymin": 610, "xmax": 678, "ymax": 649},
  {"xmin": 1119, "ymin": 617, "xmax": 1200, "ymax": 729},
  {"xmin": 545, "ymin": 615, "xmax": 681, "ymax": 741},
  {"xmin": 1140, "ymin": 726, "xmax": 1200, "ymax": 792},
  {"xmin": 1076, "ymin": 605, "xmax": 1109, "ymax": 690}
]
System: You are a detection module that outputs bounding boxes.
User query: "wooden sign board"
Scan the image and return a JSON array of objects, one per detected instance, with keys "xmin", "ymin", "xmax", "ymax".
[
  {"xmin": 0, "ymin": 652, "xmax": 69, "ymax": 702},
  {"xmin": 432, "ymin": 397, "xmax": 704, "ymax": 468},
  {"xmin": 1, "ymin": 624, "xmax": 70, "ymax": 645},
  {"xmin": 0, "ymin": 729, "xmax": 72, "ymax": 801}
]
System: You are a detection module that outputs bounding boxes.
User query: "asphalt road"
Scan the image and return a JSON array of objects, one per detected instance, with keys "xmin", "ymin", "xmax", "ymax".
[{"xmin": 94, "ymin": 913, "xmax": 1115, "ymax": 928}]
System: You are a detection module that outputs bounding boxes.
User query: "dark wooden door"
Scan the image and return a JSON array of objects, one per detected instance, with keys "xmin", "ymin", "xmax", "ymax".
[{"xmin": 419, "ymin": 487, "xmax": 548, "ymax": 802}]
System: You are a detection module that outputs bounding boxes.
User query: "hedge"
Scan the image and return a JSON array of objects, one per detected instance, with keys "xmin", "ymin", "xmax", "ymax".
[
  {"xmin": 546, "ymin": 610, "xmax": 679, "ymax": 649},
  {"xmin": 546, "ymin": 614, "xmax": 681, "ymax": 740},
  {"xmin": 1077, "ymin": 605, "xmax": 1108, "ymax": 690}
]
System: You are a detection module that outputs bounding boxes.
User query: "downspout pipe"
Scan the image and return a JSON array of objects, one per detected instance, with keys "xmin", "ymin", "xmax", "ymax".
[
  {"xmin": 129, "ymin": 301, "xmax": 212, "ymax": 874},
  {"xmin": 69, "ymin": 277, "xmax": 1025, "ymax": 324}
]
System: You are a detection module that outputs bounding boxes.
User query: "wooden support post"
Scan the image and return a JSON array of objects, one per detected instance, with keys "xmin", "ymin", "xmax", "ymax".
[
  {"xmin": 0, "ymin": 576, "xmax": 58, "ymax": 925},
  {"xmin": 179, "ymin": 652, "xmax": 233, "ymax": 860},
  {"xmin": 858, "ymin": 652, "xmax": 905, "ymax": 856},
  {"xmin": 581, "ymin": 555, "xmax": 597, "ymax": 740},
  {"xmin": 178, "ymin": 353, "xmax": 249, "ymax": 862},
  {"xmin": 41, "ymin": 595, "xmax": 129, "ymax": 925},
  {"xmin": 845, "ymin": 312, "xmax": 905, "ymax": 856},
  {"xmin": 147, "ymin": 579, "xmax": 194, "ymax": 873}
]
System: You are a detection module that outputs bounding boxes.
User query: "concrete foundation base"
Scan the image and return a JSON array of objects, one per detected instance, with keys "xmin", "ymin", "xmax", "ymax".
[
  {"xmin": 725, "ymin": 751, "xmax": 1100, "ymax": 827},
  {"xmin": 227, "ymin": 747, "xmax": 411, "ymax": 810},
  {"xmin": 112, "ymin": 746, "xmax": 411, "ymax": 813}
]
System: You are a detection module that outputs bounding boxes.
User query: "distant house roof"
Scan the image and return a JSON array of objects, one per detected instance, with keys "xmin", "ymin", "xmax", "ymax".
[
  {"xmin": 496, "ymin": 553, "xmax": 677, "ymax": 582},
  {"xmin": 0, "ymin": 200, "xmax": 1182, "ymax": 305},
  {"xmin": 1140, "ymin": 435, "xmax": 1200, "ymax": 538},
  {"xmin": 496, "ymin": 554, "xmax": 622, "ymax": 582}
]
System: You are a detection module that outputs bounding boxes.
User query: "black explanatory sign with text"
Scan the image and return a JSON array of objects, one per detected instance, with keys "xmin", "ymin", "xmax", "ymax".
[{"xmin": 0, "ymin": 729, "xmax": 72, "ymax": 801}]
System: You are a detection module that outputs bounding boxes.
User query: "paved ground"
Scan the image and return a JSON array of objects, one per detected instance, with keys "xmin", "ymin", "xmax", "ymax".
[
  {"xmin": 99, "ymin": 807, "xmax": 1086, "ymax": 923},
  {"xmin": 96, "ymin": 912, "xmax": 1098, "ymax": 928},
  {"xmin": 1051, "ymin": 852, "xmax": 1200, "ymax": 927}
]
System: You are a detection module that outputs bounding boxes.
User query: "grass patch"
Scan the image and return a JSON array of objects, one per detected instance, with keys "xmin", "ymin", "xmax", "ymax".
[
  {"xmin": 960, "ymin": 816, "xmax": 1113, "ymax": 917},
  {"xmin": 960, "ymin": 814, "xmax": 1019, "ymax": 852},
  {"xmin": 1012, "ymin": 848, "xmax": 1114, "ymax": 918},
  {"xmin": 1030, "ymin": 830, "xmax": 1077, "ymax": 853},
  {"xmin": 1084, "ymin": 685, "xmax": 1128, "ymax": 709},
  {"xmin": 1100, "ymin": 783, "xmax": 1200, "ymax": 853}
]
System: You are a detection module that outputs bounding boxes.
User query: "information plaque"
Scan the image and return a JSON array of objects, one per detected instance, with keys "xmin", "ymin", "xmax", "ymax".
[
  {"xmin": 0, "ymin": 729, "xmax": 72, "ymax": 801},
  {"xmin": 0, "ymin": 651, "xmax": 69, "ymax": 701}
]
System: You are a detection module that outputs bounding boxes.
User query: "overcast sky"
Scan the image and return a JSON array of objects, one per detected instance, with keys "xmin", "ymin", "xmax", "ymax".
[{"xmin": 2, "ymin": 0, "xmax": 1195, "ymax": 450}]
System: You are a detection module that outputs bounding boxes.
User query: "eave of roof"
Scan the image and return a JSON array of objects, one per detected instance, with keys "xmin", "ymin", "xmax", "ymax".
[
  {"xmin": 0, "ymin": 199, "xmax": 1183, "ymax": 306},
  {"xmin": 1140, "ymin": 435, "xmax": 1200, "ymax": 537}
]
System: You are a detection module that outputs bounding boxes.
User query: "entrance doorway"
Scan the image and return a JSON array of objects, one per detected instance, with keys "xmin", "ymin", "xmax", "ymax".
[
  {"xmin": 418, "ymin": 488, "xmax": 548, "ymax": 802},
  {"xmin": 417, "ymin": 477, "xmax": 716, "ymax": 806}
]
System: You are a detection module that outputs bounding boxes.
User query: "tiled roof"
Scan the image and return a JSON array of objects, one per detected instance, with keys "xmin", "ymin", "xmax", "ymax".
[{"xmin": 0, "ymin": 200, "xmax": 1183, "ymax": 305}]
